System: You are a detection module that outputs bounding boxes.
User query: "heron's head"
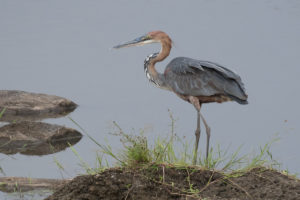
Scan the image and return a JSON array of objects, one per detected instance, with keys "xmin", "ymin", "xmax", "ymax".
[{"xmin": 113, "ymin": 31, "xmax": 172, "ymax": 49}]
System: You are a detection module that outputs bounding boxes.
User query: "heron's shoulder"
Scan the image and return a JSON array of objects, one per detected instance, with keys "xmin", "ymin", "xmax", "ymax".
[
  {"xmin": 166, "ymin": 57, "xmax": 204, "ymax": 71},
  {"xmin": 167, "ymin": 57, "xmax": 241, "ymax": 79},
  {"xmin": 168, "ymin": 57, "xmax": 229, "ymax": 70},
  {"xmin": 168, "ymin": 57, "xmax": 199, "ymax": 65}
]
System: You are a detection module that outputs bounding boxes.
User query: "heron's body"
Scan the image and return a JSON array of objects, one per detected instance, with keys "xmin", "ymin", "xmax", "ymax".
[
  {"xmin": 114, "ymin": 31, "xmax": 248, "ymax": 164},
  {"xmin": 144, "ymin": 53, "xmax": 248, "ymax": 105}
]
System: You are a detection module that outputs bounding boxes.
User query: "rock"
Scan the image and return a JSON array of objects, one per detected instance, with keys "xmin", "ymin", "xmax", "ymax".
[
  {"xmin": 0, "ymin": 177, "xmax": 70, "ymax": 193},
  {"xmin": 0, "ymin": 121, "xmax": 82, "ymax": 155},
  {"xmin": 0, "ymin": 90, "xmax": 77, "ymax": 122}
]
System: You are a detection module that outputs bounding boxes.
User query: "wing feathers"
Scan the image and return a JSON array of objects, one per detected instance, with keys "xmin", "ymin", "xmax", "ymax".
[{"xmin": 164, "ymin": 57, "xmax": 248, "ymax": 103}]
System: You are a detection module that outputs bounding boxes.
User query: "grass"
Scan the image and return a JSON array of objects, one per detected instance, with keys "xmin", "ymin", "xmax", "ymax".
[
  {"xmin": 55, "ymin": 113, "xmax": 299, "ymax": 200},
  {"xmin": 68, "ymin": 111, "xmax": 282, "ymax": 176}
]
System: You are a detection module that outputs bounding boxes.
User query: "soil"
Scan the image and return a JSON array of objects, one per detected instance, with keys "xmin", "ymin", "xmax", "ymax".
[{"xmin": 46, "ymin": 165, "xmax": 300, "ymax": 200}]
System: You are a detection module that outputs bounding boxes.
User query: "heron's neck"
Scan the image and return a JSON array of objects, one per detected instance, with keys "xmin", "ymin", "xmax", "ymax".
[
  {"xmin": 144, "ymin": 40, "xmax": 172, "ymax": 89},
  {"xmin": 144, "ymin": 54, "xmax": 169, "ymax": 90},
  {"xmin": 153, "ymin": 41, "xmax": 171, "ymax": 64},
  {"xmin": 145, "ymin": 40, "xmax": 171, "ymax": 79},
  {"xmin": 144, "ymin": 53, "xmax": 160, "ymax": 85}
]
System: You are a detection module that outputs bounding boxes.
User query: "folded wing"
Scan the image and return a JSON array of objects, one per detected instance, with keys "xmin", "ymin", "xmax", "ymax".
[{"xmin": 164, "ymin": 57, "xmax": 248, "ymax": 103}]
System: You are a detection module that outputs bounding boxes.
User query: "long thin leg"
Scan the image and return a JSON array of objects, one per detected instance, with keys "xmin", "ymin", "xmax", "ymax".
[
  {"xmin": 200, "ymin": 113, "xmax": 211, "ymax": 159},
  {"xmin": 189, "ymin": 96, "xmax": 201, "ymax": 165},
  {"xmin": 193, "ymin": 111, "xmax": 201, "ymax": 164}
]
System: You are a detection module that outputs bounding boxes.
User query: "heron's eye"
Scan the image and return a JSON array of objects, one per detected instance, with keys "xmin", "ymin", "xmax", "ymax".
[{"xmin": 143, "ymin": 35, "xmax": 151, "ymax": 40}]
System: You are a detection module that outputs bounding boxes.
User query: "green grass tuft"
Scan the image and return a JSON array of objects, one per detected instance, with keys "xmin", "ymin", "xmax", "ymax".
[
  {"xmin": 0, "ymin": 108, "xmax": 6, "ymax": 118},
  {"xmin": 68, "ymin": 111, "xmax": 282, "ymax": 176}
]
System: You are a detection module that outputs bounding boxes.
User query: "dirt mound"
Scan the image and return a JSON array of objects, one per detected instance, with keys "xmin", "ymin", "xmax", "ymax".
[{"xmin": 46, "ymin": 165, "xmax": 300, "ymax": 200}]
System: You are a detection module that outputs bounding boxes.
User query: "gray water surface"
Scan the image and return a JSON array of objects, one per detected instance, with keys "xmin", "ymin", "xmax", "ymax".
[{"xmin": 1, "ymin": 0, "xmax": 300, "ymax": 199}]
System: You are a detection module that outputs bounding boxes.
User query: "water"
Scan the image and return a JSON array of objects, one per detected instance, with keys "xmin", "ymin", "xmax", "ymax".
[{"xmin": 0, "ymin": 0, "xmax": 300, "ymax": 199}]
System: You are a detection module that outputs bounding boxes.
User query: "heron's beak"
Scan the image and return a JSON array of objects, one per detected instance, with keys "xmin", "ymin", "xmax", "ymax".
[{"xmin": 113, "ymin": 34, "xmax": 150, "ymax": 49}]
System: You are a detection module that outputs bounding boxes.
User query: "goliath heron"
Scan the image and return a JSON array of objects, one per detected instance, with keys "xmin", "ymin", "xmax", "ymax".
[{"xmin": 113, "ymin": 31, "xmax": 248, "ymax": 164}]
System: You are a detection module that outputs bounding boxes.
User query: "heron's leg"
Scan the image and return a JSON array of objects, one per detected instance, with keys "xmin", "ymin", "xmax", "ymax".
[
  {"xmin": 189, "ymin": 96, "xmax": 201, "ymax": 165},
  {"xmin": 193, "ymin": 110, "xmax": 201, "ymax": 164},
  {"xmin": 200, "ymin": 113, "xmax": 211, "ymax": 159}
]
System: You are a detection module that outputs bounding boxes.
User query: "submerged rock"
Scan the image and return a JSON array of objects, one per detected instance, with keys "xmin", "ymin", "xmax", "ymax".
[
  {"xmin": 0, "ymin": 177, "xmax": 70, "ymax": 193},
  {"xmin": 0, "ymin": 121, "xmax": 82, "ymax": 155},
  {"xmin": 0, "ymin": 90, "xmax": 77, "ymax": 122}
]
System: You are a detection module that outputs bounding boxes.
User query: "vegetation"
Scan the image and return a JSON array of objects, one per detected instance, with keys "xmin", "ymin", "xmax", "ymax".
[
  {"xmin": 67, "ymin": 111, "xmax": 283, "ymax": 177},
  {"xmin": 45, "ymin": 114, "xmax": 300, "ymax": 200}
]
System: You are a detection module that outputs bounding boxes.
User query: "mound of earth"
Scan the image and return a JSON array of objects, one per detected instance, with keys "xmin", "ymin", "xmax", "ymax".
[{"xmin": 46, "ymin": 165, "xmax": 300, "ymax": 200}]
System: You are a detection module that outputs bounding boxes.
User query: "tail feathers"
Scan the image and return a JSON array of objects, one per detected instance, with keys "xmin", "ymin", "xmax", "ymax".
[{"xmin": 227, "ymin": 94, "xmax": 248, "ymax": 105}]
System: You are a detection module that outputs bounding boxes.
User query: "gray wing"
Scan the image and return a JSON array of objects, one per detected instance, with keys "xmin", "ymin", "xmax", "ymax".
[{"xmin": 164, "ymin": 57, "xmax": 248, "ymax": 102}]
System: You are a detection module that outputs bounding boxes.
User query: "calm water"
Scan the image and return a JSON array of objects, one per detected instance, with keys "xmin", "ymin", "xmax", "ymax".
[{"xmin": 1, "ymin": 0, "xmax": 300, "ymax": 199}]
